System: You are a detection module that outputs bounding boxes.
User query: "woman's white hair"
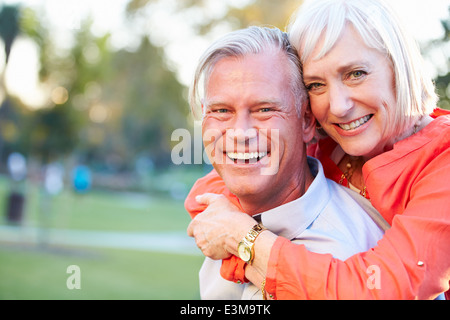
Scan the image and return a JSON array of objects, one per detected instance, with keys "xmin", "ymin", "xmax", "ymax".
[
  {"xmin": 288, "ymin": 0, "xmax": 438, "ymax": 134},
  {"xmin": 189, "ymin": 26, "xmax": 308, "ymax": 120}
]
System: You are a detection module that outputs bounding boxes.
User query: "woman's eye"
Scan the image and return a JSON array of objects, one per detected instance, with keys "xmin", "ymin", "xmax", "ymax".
[
  {"xmin": 306, "ymin": 83, "xmax": 324, "ymax": 92},
  {"xmin": 349, "ymin": 70, "xmax": 367, "ymax": 79}
]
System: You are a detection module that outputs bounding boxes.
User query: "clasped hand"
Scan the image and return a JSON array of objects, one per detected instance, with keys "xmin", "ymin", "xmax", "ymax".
[{"xmin": 187, "ymin": 193, "xmax": 256, "ymax": 260}]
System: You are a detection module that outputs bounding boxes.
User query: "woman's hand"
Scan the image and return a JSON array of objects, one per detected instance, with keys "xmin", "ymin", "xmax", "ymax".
[{"xmin": 187, "ymin": 193, "xmax": 256, "ymax": 260}]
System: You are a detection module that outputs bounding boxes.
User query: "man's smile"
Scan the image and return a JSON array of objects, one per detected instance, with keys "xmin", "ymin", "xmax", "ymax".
[{"xmin": 226, "ymin": 151, "xmax": 268, "ymax": 164}]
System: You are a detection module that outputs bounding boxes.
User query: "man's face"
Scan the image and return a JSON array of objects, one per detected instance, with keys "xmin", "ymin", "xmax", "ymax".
[{"xmin": 202, "ymin": 51, "xmax": 314, "ymax": 211}]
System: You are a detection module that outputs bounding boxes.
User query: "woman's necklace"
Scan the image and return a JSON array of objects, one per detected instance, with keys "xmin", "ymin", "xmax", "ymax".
[
  {"xmin": 339, "ymin": 155, "xmax": 368, "ymax": 198},
  {"xmin": 337, "ymin": 117, "xmax": 424, "ymax": 200}
]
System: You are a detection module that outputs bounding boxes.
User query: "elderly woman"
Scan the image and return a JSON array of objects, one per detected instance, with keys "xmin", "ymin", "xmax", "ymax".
[{"xmin": 186, "ymin": 0, "xmax": 450, "ymax": 299}]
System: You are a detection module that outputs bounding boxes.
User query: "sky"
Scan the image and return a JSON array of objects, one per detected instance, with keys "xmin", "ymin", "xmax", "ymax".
[{"xmin": 1, "ymin": 0, "xmax": 450, "ymax": 108}]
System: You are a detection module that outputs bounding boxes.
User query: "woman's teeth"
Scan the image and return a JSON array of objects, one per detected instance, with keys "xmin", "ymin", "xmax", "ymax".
[{"xmin": 338, "ymin": 115, "xmax": 372, "ymax": 131}]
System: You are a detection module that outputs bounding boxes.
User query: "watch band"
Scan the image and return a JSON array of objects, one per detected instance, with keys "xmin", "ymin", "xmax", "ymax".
[
  {"xmin": 245, "ymin": 224, "xmax": 266, "ymax": 242},
  {"xmin": 238, "ymin": 223, "xmax": 266, "ymax": 264}
]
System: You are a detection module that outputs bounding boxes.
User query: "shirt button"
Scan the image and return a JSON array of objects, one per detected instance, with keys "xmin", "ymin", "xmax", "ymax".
[{"xmin": 417, "ymin": 261, "xmax": 424, "ymax": 267}]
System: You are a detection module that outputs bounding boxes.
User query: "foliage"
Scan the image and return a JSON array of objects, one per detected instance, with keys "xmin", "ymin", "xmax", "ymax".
[
  {"xmin": 110, "ymin": 38, "xmax": 190, "ymax": 168},
  {"xmin": 1, "ymin": 4, "xmax": 190, "ymax": 174},
  {"xmin": 0, "ymin": 5, "xmax": 20, "ymax": 63},
  {"xmin": 222, "ymin": 0, "xmax": 301, "ymax": 31},
  {"xmin": 433, "ymin": 7, "xmax": 450, "ymax": 110},
  {"xmin": 126, "ymin": 0, "xmax": 301, "ymax": 32}
]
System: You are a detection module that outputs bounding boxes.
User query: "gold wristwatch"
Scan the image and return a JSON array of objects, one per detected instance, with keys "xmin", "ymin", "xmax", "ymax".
[{"xmin": 237, "ymin": 224, "xmax": 266, "ymax": 264}]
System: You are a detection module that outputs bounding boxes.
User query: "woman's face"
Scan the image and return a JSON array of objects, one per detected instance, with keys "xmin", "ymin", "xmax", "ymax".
[{"xmin": 302, "ymin": 24, "xmax": 398, "ymax": 159}]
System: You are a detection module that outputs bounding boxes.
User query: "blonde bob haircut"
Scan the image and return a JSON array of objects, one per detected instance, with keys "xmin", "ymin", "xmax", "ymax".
[
  {"xmin": 189, "ymin": 26, "xmax": 308, "ymax": 120},
  {"xmin": 288, "ymin": 0, "xmax": 438, "ymax": 134}
]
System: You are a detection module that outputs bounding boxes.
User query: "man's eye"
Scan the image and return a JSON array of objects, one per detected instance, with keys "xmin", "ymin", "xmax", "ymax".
[
  {"xmin": 259, "ymin": 107, "xmax": 272, "ymax": 112},
  {"xmin": 213, "ymin": 109, "xmax": 229, "ymax": 113}
]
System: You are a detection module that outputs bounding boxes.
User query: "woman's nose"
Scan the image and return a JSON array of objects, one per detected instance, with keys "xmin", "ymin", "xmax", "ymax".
[{"xmin": 329, "ymin": 84, "xmax": 353, "ymax": 117}]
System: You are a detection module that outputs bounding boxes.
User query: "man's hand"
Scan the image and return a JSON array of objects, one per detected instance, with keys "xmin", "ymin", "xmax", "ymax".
[{"xmin": 187, "ymin": 193, "xmax": 256, "ymax": 260}]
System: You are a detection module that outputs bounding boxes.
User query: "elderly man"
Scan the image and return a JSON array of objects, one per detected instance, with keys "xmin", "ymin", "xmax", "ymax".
[{"xmin": 186, "ymin": 26, "xmax": 387, "ymax": 300}]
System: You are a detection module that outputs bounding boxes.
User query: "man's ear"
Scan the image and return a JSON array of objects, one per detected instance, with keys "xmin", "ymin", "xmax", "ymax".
[
  {"xmin": 302, "ymin": 105, "xmax": 316, "ymax": 144},
  {"xmin": 200, "ymin": 99, "xmax": 206, "ymax": 119}
]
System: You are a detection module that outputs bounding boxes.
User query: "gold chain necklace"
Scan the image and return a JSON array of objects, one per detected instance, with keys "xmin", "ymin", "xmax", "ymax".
[
  {"xmin": 339, "ymin": 156, "xmax": 367, "ymax": 198},
  {"xmin": 337, "ymin": 118, "xmax": 422, "ymax": 200}
]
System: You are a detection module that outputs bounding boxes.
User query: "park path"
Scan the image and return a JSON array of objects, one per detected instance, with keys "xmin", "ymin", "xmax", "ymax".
[{"xmin": 0, "ymin": 225, "xmax": 200, "ymax": 256}]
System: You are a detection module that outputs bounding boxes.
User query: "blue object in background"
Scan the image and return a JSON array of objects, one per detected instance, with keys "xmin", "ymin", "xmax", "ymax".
[{"xmin": 72, "ymin": 165, "xmax": 92, "ymax": 193}]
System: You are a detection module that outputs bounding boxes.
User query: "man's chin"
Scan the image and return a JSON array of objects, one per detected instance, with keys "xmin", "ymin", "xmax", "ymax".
[{"xmin": 221, "ymin": 173, "xmax": 271, "ymax": 198}]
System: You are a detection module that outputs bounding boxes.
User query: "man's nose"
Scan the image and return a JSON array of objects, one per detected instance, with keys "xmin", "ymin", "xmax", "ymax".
[{"xmin": 227, "ymin": 112, "xmax": 257, "ymax": 144}]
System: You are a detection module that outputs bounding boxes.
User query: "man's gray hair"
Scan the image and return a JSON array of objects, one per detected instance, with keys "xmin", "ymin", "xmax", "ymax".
[{"xmin": 189, "ymin": 26, "xmax": 308, "ymax": 119}]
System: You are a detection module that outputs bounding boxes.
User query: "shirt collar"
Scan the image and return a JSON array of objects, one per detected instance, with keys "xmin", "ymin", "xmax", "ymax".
[{"xmin": 258, "ymin": 157, "xmax": 331, "ymax": 240}]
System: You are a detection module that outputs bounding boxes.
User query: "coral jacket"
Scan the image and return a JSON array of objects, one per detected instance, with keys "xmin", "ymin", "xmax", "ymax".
[{"xmin": 184, "ymin": 109, "xmax": 450, "ymax": 299}]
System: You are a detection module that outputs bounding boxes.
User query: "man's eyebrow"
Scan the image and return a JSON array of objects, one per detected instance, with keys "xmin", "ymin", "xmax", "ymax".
[
  {"xmin": 254, "ymin": 99, "xmax": 283, "ymax": 106},
  {"xmin": 204, "ymin": 100, "xmax": 227, "ymax": 106},
  {"xmin": 203, "ymin": 100, "xmax": 231, "ymax": 110},
  {"xmin": 205, "ymin": 99, "xmax": 284, "ymax": 108}
]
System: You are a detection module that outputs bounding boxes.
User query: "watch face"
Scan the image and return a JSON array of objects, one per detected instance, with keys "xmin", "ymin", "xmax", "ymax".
[{"xmin": 238, "ymin": 242, "xmax": 252, "ymax": 262}]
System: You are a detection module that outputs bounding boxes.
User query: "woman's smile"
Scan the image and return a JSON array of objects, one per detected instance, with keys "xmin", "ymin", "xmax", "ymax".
[{"xmin": 335, "ymin": 114, "xmax": 374, "ymax": 131}]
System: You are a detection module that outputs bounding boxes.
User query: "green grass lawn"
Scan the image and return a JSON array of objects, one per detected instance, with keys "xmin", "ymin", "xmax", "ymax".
[
  {"xmin": 0, "ymin": 175, "xmax": 205, "ymax": 300},
  {"xmin": 0, "ymin": 244, "xmax": 203, "ymax": 300}
]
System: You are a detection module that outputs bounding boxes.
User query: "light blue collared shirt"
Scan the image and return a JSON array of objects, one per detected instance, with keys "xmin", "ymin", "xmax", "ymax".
[{"xmin": 200, "ymin": 157, "xmax": 387, "ymax": 300}]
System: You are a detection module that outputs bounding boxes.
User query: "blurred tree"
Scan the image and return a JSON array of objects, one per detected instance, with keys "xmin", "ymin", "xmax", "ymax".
[
  {"xmin": 0, "ymin": 4, "xmax": 20, "ymax": 64},
  {"xmin": 433, "ymin": 7, "xmax": 450, "ymax": 110},
  {"xmin": 126, "ymin": 0, "xmax": 302, "ymax": 33},
  {"xmin": 211, "ymin": 0, "xmax": 301, "ymax": 31},
  {"xmin": 26, "ymin": 104, "xmax": 77, "ymax": 164},
  {"xmin": 13, "ymin": 5, "xmax": 191, "ymax": 177},
  {"xmin": 0, "ymin": 97, "xmax": 31, "ymax": 163},
  {"xmin": 113, "ymin": 37, "xmax": 189, "ymax": 168},
  {"xmin": 0, "ymin": 4, "xmax": 22, "ymax": 168},
  {"xmin": 18, "ymin": 9, "xmax": 89, "ymax": 164}
]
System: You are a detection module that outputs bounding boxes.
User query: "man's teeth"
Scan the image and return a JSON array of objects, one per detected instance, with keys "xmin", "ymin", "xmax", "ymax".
[
  {"xmin": 339, "ymin": 115, "xmax": 371, "ymax": 131},
  {"xmin": 227, "ymin": 152, "xmax": 267, "ymax": 160}
]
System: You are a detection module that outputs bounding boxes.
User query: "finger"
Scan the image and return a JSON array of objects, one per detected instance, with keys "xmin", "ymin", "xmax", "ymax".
[
  {"xmin": 187, "ymin": 220, "xmax": 195, "ymax": 237},
  {"xmin": 195, "ymin": 193, "xmax": 223, "ymax": 205}
]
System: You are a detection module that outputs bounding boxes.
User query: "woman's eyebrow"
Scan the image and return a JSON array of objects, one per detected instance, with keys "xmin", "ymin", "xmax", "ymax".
[
  {"xmin": 335, "ymin": 60, "xmax": 373, "ymax": 73},
  {"xmin": 304, "ymin": 60, "xmax": 373, "ymax": 80}
]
